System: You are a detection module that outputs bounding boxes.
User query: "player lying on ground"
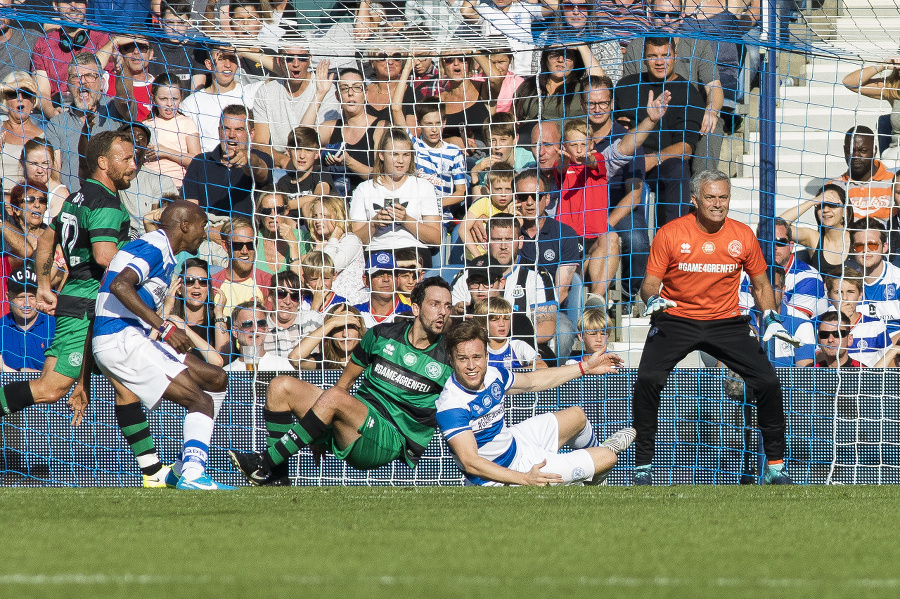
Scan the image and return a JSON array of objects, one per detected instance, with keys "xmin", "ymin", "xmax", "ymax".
[
  {"xmin": 436, "ymin": 320, "xmax": 635, "ymax": 486},
  {"xmin": 229, "ymin": 277, "xmax": 453, "ymax": 486},
  {"xmin": 90, "ymin": 201, "xmax": 235, "ymax": 490}
]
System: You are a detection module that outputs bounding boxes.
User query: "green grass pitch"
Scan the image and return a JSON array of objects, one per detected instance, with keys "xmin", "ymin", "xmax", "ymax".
[{"xmin": 1, "ymin": 486, "xmax": 899, "ymax": 599}]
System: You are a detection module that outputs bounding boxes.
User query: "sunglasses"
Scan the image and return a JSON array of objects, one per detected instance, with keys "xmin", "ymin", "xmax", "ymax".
[
  {"xmin": 3, "ymin": 89, "xmax": 36, "ymax": 101},
  {"xmin": 183, "ymin": 275, "xmax": 206, "ymax": 287},
  {"xmin": 852, "ymin": 241, "xmax": 881, "ymax": 252},
  {"xmin": 514, "ymin": 191, "xmax": 538, "ymax": 203},
  {"xmin": 652, "ymin": 9, "xmax": 683, "ymax": 19},
  {"xmin": 562, "ymin": 1, "xmax": 588, "ymax": 11},
  {"xmin": 239, "ymin": 318, "xmax": 269, "ymax": 330},
  {"xmin": 285, "ymin": 54, "xmax": 310, "ymax": 63},
  {"xmin": 375, "ymin": 52, "xmax": 403, "ymax": 61},
  {"xmin": 443, "ymin": 56, "xmax": 465, "ymax": 64},
  {"xmin": 547, "ymin": 50, "xmax": 574, "ymax": 60},
  {"xmin": 230, "ymin": 241, "xmax": 254, "ymax": 252},
  {"xmin": 276, "ymin": 288, "xmax": 300, "ymax": 302},
  {"xmin": 25, "ymin": 195, "xmax": 48, "ymax": 205},
  {"xmin": 119, "ymin": 41, "xmax": 152, "ymax": 54},
  {"xmin": 774, "ymin": 237, "xmax": 791, "ymax": 246},
  {"xmin": 818, "ymin": 329, "xmax": 852, "ymax": 340},
  {"xmin": 258, "ymin": 206, "xmax": 286, "ymax": 216}
]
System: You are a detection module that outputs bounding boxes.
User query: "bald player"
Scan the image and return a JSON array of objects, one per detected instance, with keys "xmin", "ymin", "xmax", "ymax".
[{"xmin": 90, "ymin": 201, "xmax": 235, "ymax": 490}]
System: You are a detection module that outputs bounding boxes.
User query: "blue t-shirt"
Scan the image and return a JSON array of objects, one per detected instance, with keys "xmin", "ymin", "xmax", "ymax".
[{"xmin": 0, "ymin": 311, "xmax": 56, "ymax": 371}]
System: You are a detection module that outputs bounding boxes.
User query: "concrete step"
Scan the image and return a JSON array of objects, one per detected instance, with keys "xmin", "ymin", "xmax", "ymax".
[
  {"xmin": 775, "ymin": 106, "xmax": 876, "ymax": 133},
  {"xmin": 740, "ymin": 152, "xmax": 846, "ymax": 179}
]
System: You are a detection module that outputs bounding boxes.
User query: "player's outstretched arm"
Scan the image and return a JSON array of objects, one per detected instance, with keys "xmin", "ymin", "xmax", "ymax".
[
  {"xmin": 447, "ymin": 432, "xmax": 563, "ymax": 486},
  {"xmin": 508, "ymin": 352, "xmax": 623, "ymax": 395}
]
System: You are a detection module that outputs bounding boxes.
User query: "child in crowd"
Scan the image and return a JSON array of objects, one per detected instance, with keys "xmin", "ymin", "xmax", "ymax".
[
  {"xmin": 473, "ymin": 297, "xmax": 546, "ymax": 370},
  {"xmin": 142, "ymin": 72, "xmax": 201, "ymax": 189},
  {"xmin": 392, "ymin": 60, "xmax": 467, "ymax": 212},
  {"xmin": 461, "ymin": 164, "xmax": 514, "ymax": 260},
  {"xmin": 276, "ymin": 125, "xmax": 333, "ymax": 217},
  {"xmin": 823, "ymin": 266, "xmax": 895, "ymax": 367},
  {"xmin": 470, "ymin": 112, "xmax": 535, "ymax": 195},
  {"xmin": 297, "ymin": 251, "xmax": 348, "ymax": 333},
  {"xmin": 566, "ymin": 307, "xmax": 611, "ymax": 364},
  {"xmin": 395, "ymin": 247, "xmax": 428, "ymax": 307},
  {"xmin": 472, "ymin": 47, "xmax": 524, "ymax": 113},
  {"xmin": 560, "ymin": 118, "xmax": 619, "ymax": 302}
]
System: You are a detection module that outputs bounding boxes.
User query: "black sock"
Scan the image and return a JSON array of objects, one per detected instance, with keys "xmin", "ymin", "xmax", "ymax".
[
  {"xmin": 0, "ymin": 381, "xmax": 35, "ymax": 416},
  {"xmin": 115, "ymin": 403, "xmax": 162, "ymax": 477},
  {"xmin": 263, "ymin": 410, "xmax": 328, "ymax": 469}
]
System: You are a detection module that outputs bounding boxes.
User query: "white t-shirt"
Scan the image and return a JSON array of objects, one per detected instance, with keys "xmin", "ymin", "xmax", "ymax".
[
  {"xmin": 349, "ymin": 176, "xmax": 441, "ymax": 251},
  {"xmin": 474, "ymin": 2, "xmax": 545, "ymax": 76},
  {"xmin": 224, "ymin": 352, "xmax": 296, "ymax": 371},
  {"xmin": 180, "ymin": 84, "xmax": 255, "ymax": 152},
  {"xmin": 253, "ymin": 76, "xmax": 341, "ymax": 154}
]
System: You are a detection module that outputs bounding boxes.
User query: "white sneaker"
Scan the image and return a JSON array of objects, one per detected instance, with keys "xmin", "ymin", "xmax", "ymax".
[
  {"xmin": 142, "ymin": 465, "xmax": 172, "ymax": 488},
  {"xmin": 601, "ymin": 427, "xmax": 636, "ymax": 455}
]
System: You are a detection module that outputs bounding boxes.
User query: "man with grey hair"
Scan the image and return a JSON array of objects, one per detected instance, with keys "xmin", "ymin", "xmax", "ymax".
[
  {"xmin": 632, "ymin": 170, "xmax": 800, "ymax": 486},
  {"xmin": 44, "ymin": 53, "xmax": 122, "ymax": 190}
]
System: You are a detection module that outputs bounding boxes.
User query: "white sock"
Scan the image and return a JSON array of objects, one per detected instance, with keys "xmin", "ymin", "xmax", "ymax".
[
  {"xmin": 181, "ymin": 412, "xmax": 214, "ymax": 481},
  {"xmin": 570, "ymin": 421, "xmax": 599, "ymax": 450},
  {"xmin": 209, "ymin": 390, "xmax": 227, "ymax": 420}
]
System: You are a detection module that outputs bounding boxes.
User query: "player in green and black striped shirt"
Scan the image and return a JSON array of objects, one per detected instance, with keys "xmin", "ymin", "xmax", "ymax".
[
  {"xmin": 0, "ymin": 133, "xmax": 138, "ymax": 457},
  {"xmin": 229, "ymin": 277, "xmax": 454, "ymax": 486}
]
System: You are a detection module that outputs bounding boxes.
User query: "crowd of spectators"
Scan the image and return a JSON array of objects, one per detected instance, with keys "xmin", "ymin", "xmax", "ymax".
[{"xmin": 2, "ymin": 0, "xmax": 899, "ymax": 373}]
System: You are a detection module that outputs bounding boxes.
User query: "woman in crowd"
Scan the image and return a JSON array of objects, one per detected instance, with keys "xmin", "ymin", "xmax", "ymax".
[
  {"xmin": 514, "ymin": 45, "xmax": 600, "ymax": 137},
  {"xmin": 254, "ymin": 190, "xmax": 303, "ymax": 275},
  {"xmin": 302, "ymin": 63, "xmax": 387, "ymax": 197},
  {"xmin": 142, "ymin": 72, "xmax": 201, "ymax": 189},
  {"xmin": 349, "ymin": 127, "xmax": 442, "ymax": 256},
  {"xmin": 162, "ymin": 257, "xmax": 229, "ymax": 363},
  {"xmin": 2, "ymin": 180, "xmax": 66, "ymax": 287},
  {"xmin": 365, "ymin": 46, "xmax": 417, "ymax": 128},
  {"xmin": 439, "ymin": 52, "xmax": 493, "ymax": 147},
  {"xmin": 302, "ymin": 194, "xmax": 366, "ymax": 305},
  {"xmin": 289, "ymin": 303, "xmax": 365, "ymax": 370},
  {"xmin": 20, "ymin": 139, "xmax": 69, "ymax": 223},
  {"xmin": 534, "ymin": 2, "xmax": 619, "ymax": 84},
  {"xmin": 778, "ymin": 183, "xmax": 854, "ymax": 272},
  {"xmin": 0, "ymin": 72, "xmax": 44, "ymax": 196}
]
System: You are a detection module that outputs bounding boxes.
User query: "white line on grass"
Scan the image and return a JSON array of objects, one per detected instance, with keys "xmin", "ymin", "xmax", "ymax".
[{"xmin": 1, "ymin": 574, "xmax": 898, "ymax": 589}]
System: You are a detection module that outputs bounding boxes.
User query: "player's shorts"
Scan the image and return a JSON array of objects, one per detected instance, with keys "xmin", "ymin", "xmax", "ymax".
[
  {"xmin": 329, "ymin": 399, "xmax": 405, "ymax": 471},
  {"xmin": 93, "ymin": 327, "xmax": 188, "ymax": 411},
  {"xmin": 485, "ymin": 412, "xmax": 595, "ymax": 486},
  {"xmin": 44, "ymin": 314, "xmax": 91, "ymax": 380}
]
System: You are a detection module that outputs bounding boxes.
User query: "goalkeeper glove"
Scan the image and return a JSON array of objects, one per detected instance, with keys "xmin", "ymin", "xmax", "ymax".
[
  {"xmin": 641, "ymin": 294, "xmax": 677, "ymax": 317},
  {"xmin": 761, "ymin": 309, "xmax": 803, "ymax": 347}
]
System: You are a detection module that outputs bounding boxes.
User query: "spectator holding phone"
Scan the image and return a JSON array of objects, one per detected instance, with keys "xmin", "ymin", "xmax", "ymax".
[{"xmin": 349, "ymin": 127, "xmax": 442, "ymax": 257}]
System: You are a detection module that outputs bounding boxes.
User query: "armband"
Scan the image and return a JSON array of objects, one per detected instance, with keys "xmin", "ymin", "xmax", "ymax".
[{"xmin": 578, "ymin": 361, "xmax": 586, "ymax": 376}]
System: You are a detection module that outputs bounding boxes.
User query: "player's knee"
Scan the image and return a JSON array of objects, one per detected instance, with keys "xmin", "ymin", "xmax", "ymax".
[
  {"xmin": 184, "ymin": 392, "xmax": 214, "ymax": 417},
  {"xmin": 207, "ymin": 367, "xmax": 228, "ymax": 393},
  {"xmin": 314, "ymin": 387, "xmax": 353, "ymax": 418},
  {"xmin": 266, "ymin": 376, "xmax": 300, "ymax": 411}
]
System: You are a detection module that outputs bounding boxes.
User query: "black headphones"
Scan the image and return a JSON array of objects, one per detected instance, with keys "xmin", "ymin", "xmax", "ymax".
[{"xmin": 58, "ymin": 28, "xmax": 89, "ymax": 54}]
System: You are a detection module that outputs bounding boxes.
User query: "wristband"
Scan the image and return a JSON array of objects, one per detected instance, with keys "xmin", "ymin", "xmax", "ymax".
[
  {"xmin": 159, "ymin": 320, "xmax": 177, "ymax": 343},
  {"xmin": 214, "ymin": 317, "xmax": 227, "ymax": 324},
  {"xmin": 578, "ymin": 361, "xmax": 586, "ymax": 376}
]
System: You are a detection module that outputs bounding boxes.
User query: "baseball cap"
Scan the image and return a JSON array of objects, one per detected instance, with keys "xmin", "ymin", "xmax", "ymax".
[
  {"xmin": 366, "ymin": 251, "xmax": 396, "ymax": 275},
  {"xmin": 7, "ymin": 266, "xmax": 37, "ymax": 295}
]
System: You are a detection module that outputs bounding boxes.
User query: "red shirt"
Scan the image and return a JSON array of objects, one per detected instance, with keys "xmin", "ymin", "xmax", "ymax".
[
  {"xmin": 31, "ymin": 29, "xmax": 115, "ymax": 96},
  {"xmin": 557, "ymin": 152, "xmax": 609, "ymax": 238},
  {"xmin": 645, "ymin": 213, "xmax": 767, "ymax": 320}
]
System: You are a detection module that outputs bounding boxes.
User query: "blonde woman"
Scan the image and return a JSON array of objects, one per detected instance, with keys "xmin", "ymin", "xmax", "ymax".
[
  {"xmin": 302, "ymin": 195, "xmax": 366, "ymax": 305},
  {"xmin": 348, "ymin": 127, "xmax": 442, "ymax": 255},
  {"xmin": 0, "ymin": 71, "xmax": 44, "ymax": 195}
]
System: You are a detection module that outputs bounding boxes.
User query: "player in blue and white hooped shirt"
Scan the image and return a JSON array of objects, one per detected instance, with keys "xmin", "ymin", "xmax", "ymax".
[
  {"xmin": 91, "ymin": 201, "xmax": 235, "ymax": 490},
  {"xmin": 435, "ymin": 321, "xmax": 635, "ymax": 486}
]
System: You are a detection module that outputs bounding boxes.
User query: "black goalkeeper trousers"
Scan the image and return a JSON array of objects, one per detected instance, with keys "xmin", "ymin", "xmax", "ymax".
[{"xmin": 632, "ymin": 313, "xmax": 786, "ymax": 467}]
